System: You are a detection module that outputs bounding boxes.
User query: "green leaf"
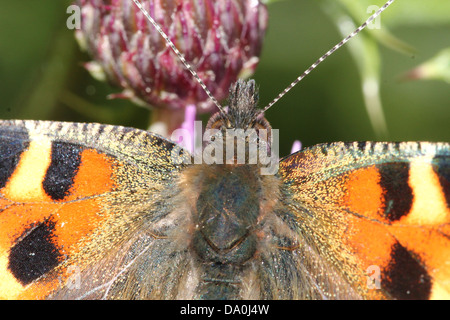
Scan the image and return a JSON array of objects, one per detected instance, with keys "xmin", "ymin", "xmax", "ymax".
[
  {"xmin": 322, "ymin": 0, "xmax": 389, "ymax": 138},
  {"xmin": 403, "ymin": 48, "xmax": 450, "ymax": 84}
]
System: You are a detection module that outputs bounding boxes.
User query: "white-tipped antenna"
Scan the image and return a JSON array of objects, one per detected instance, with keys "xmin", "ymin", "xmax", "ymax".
[
  {"xmin": 262, "ymin": 0, "xmax": 395, "ymax": 113},
  {"xmin": 131, "ymin": 0, "xmax": 226, "ymax": 114}
]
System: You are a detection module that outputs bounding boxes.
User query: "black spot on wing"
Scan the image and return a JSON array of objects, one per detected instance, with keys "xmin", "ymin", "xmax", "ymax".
[
  {"xmin": 356, "ymin": 141, "xmax": 367, "ymax": 152},
  {"xmin": 432, "ymin": 155, "xmax": 450, "ymax": 209},
  {"xmin": 113, "ymin": 126, "xmax": 136, "ymax": 141},
  {"xmin": 96, "ymin": 124, "xmax": 105, "ymax": 137},
  {"xmin": 377, "ymin": 162, "xmax": 413, "ymax": 222},
  {"xmin": 0, "ymin": 141, "xmax": 30, "ymax": 189},
  {"xmin": 152, "ymin": 135, "xmax": 175, "ymax": 153},
  {"xmin": 382, "ymin": 242, "xmax": 431, "ymax": 300},
  {"xmin": 8, "ymin": 219, "xmax": 62, "ymax": 285},
  {"xmin": 0, "ymin": 128, "xmax": 30, "ymax": 189},
  {"xmin": 43, "ymin": 142, "xmax": 83, "ymax": 200}
]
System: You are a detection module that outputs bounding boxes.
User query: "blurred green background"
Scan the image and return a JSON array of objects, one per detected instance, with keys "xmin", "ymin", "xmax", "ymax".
[{"xmin": 1, "ymin": 0, "xmax": 449, "ymax": 157}]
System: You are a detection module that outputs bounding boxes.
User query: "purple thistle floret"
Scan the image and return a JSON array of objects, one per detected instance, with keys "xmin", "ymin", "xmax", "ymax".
[{"xmin": 75, "ymin": 0, "xmax": 268, "ymax": 131}]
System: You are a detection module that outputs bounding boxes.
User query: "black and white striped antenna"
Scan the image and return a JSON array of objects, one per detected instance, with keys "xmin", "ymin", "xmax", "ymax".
[
  {"xmin": 131, "ymin": 0, "xmax": 226, "ymax": 115},
  {"xmin": 262, "ymin": 0, "xmax": 395, "ymax": 113},
  {"xmin": 132, "ymin": 0, "xmax": 395, "ymax": 114}
]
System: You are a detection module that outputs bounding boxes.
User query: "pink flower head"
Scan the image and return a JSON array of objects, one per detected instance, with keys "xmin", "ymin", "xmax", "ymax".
[{"xmin": 75, "ymin": 0, "xmax": 268, "ymax": 116}]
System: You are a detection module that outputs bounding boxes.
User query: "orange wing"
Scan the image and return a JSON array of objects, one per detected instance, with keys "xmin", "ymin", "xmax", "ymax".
[
  {"xmin": 279, "ymin": 141, "xmax": 450, "ymax": 300},
  {"xmin": 0, "ymin": 120, "xmax": 189, "ymax": 299}
]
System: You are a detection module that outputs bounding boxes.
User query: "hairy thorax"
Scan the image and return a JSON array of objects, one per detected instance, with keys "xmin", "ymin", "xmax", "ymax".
[{"xmin": 177, "ymin": 161, "xmax": 283, "ymax": 299}]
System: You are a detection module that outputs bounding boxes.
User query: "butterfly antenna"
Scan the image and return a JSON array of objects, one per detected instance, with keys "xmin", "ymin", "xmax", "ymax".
[
  {"xmin": 131, "ymin": 0, "xmax": 226, "ymax": 115},
  {"xmin": 262, "ymin": 0, "xmax": 395, "ymax": 113}
]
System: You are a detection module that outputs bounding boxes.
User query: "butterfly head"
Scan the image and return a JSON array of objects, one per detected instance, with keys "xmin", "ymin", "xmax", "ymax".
[
  {"xmin": 200, "ymin": 79, "xmax": 276, "ymax": 172},
  {"xmin": 206, "ymin": 79, "xmax": 272, "ymax": 143}
]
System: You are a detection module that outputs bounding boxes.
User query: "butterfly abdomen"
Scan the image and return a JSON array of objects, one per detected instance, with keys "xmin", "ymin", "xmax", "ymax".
[
  {"xmin": 178, "ymin": 156, "xmax": 285, "ymax": 299},
  {"xmin": 191, "ymin": 164, "xmax": 261, "ymax": 299}
]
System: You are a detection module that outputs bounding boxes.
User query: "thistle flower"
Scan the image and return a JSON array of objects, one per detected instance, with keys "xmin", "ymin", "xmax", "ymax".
[{"xmin": 75, "ymin": 0, "xmax": 268, "ymax": 137}]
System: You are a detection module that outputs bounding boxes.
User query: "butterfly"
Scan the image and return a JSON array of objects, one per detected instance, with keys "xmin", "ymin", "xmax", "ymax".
[{"xmin": 0, "ymin": 0, "xmax": 449, "ymax": 300}]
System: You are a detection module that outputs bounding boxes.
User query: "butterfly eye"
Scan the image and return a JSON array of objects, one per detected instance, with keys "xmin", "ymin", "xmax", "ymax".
[
  {"xmin": 253, "ymin": 116, "xmax": 272, "ymax": 146},
  {"xmin": 205, "ymin": 112, "xmax": 229, "ymax": 131},
  {"xmin": 254, "ymin": 116, "xmax": 271, "ymax": 132}
]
